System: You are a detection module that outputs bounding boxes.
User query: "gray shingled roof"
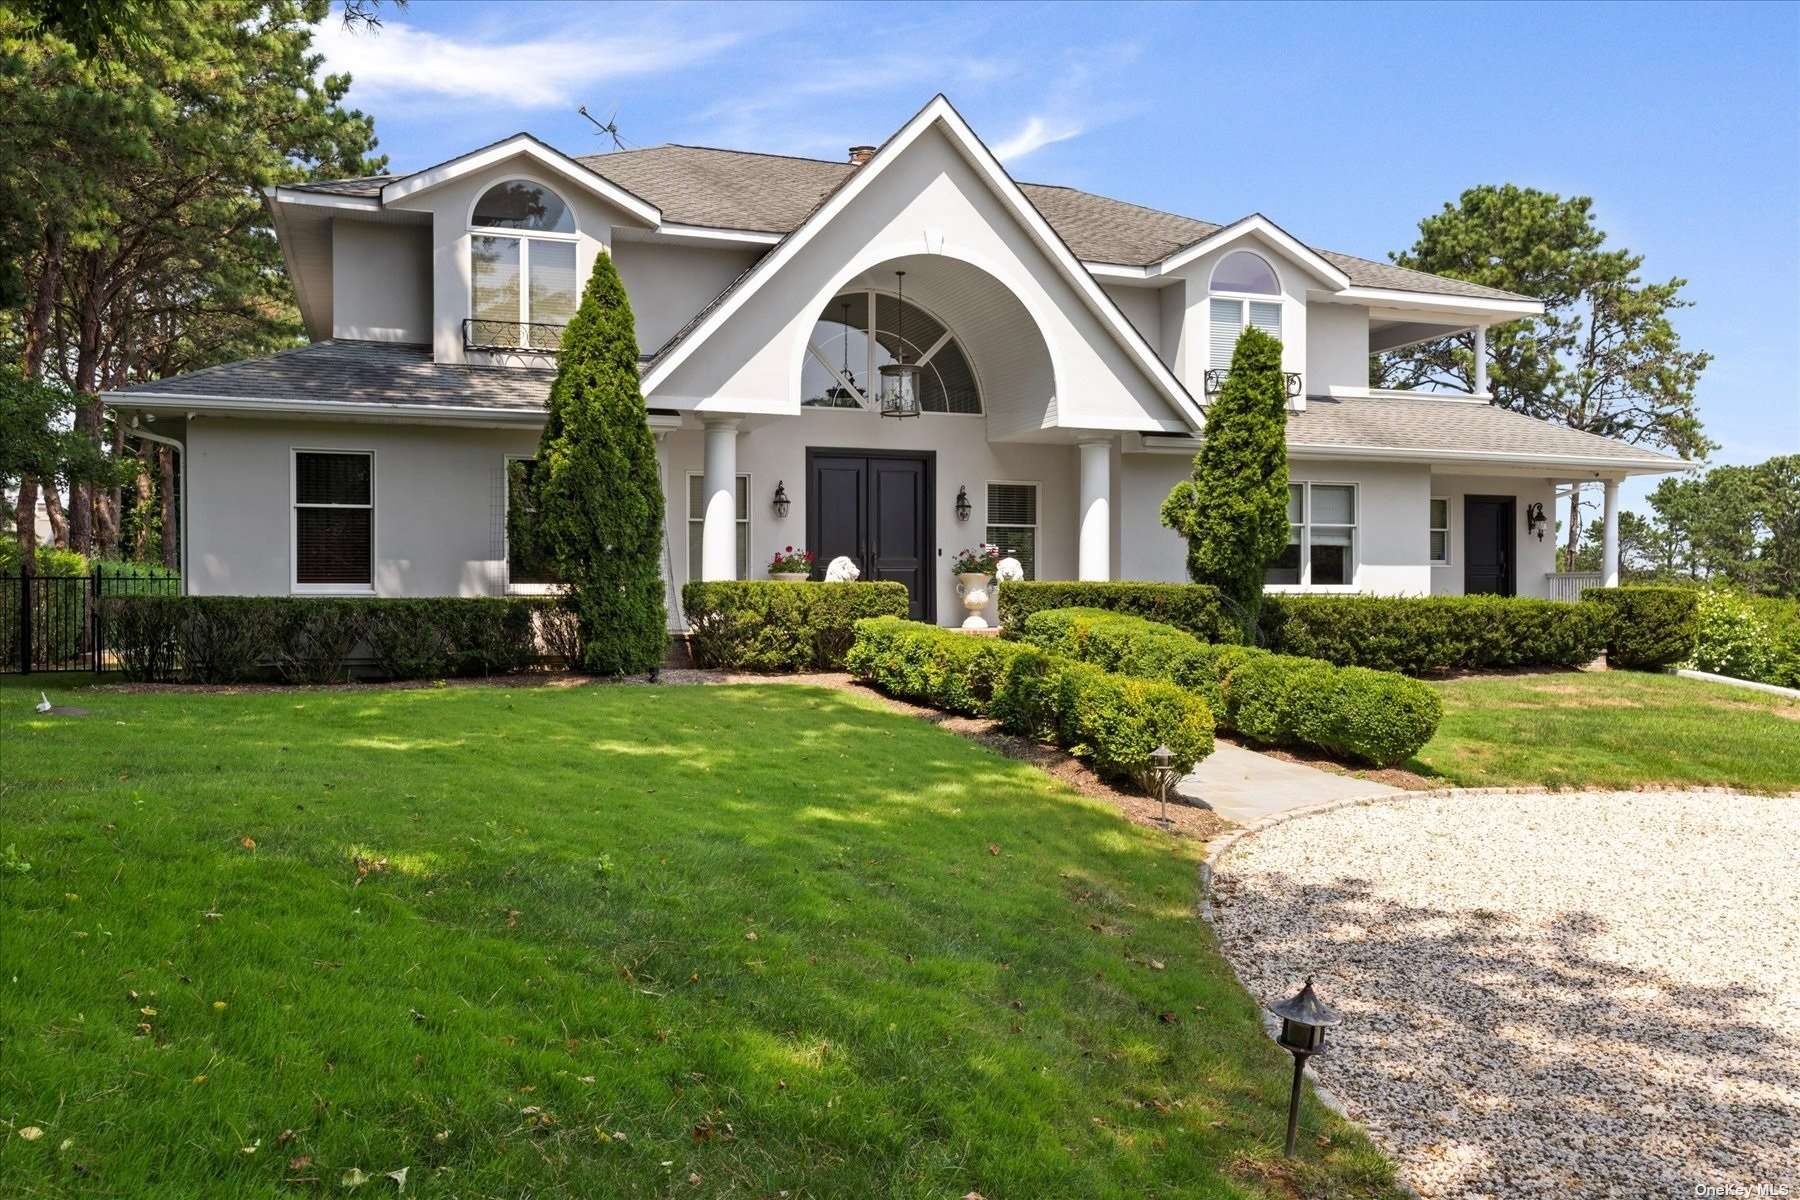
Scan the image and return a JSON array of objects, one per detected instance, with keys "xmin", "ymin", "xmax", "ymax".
[
  {"xmin": 112, "ymin": 340, "xmax": 553, "ymax": 412},
  {"xmin": 109, "ymin": 341, "xmax": 1677, "ymax": 471},
  {"xmin": 283, "ymin": 144, "xmax": 1530, "ymax": 302},
  {"xmin": 1286, "ymin": 394, "xmax": 1683, "ymax": 465}
]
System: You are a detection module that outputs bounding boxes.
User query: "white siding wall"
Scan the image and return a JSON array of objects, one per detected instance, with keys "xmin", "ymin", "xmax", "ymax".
[
  {"xmin": 1305, "ymin": 303, "xmax": 1369, "ymax": 392},
  {"xmin": 1100, "ymin": 283, "xmax": 1164, "ymax": 363},
  {"xmin": 183, "ymin": 417, "xmax": 541, "ymax": 598},
  {"xmin": 331, "ymin": 220, "xmax": 432, "ymax": 343},
  {"xmin": 1429, "ymin": 474, "xmax": 1559, "ymax": 599},
  {"xmin": 1118, "ymin": 452, "xmax": 1435, "ymax": 595},
  {"xmin": 613, "ymin": 240, "xmax": 762, "ymax": 356}
]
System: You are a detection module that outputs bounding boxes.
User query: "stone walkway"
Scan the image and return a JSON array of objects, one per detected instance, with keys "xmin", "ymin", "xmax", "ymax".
[{"xmin": 1176, "ymin": 739, "xmax": 1399, "ymax": 824}]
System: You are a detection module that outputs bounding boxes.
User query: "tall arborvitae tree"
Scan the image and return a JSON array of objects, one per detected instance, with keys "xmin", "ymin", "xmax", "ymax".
[
  {"xmin": 1160, "ymin": 326, "xmax": 1290, "ymax": 638},
  {"xmin": 528, "ymin": 251, "xmax": 667, "ymax": 674}
]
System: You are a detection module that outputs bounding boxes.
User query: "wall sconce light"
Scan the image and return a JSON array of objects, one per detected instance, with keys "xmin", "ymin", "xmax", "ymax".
[
  {"xmin": 1525, "ymin": 501, "xmax": 1547, "ymax": 542},
  {"xmin": 772, "ymin": 481, "xmax": 790, "ymax": 519},
  {"xmin": 955, "ymin": 485, "xmax": 971, "ymax": 522}
]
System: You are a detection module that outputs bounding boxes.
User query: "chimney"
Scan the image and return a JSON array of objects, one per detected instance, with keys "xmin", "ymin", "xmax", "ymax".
[{"xmin": 848, "ymin": 145, "xmax": 877, "ymax": 166}]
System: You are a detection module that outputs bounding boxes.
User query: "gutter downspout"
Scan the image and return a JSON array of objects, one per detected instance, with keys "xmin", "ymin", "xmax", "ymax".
[{"xmin": 129, "ymin": 415, "xmax": 188, "ymax": 592}]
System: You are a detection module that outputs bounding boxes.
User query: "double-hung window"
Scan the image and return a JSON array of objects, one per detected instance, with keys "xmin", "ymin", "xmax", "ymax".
[
  {"xmin": 293, "ymin": 450, "xmax": 373, "ymax": 591},
  {"xmin": 1429, "ymin": 497, "xmax": 1450, "ymax": 564},
  {"xmin": 1265, "ymin": 481, "xmax": 1357, "ymax": 589},
  {"xmin": 470, "ymin": 179, "xmax": 579, "ymax": 351},
  {"xmin": 1208, "ymin": 250, "xmax": 1282, "ymax": 372},
  {"xmin": 985, "ymin": 482, "xmax": 1038, "ymax": 580},
  {"xmin": 686, "ymin": 473, "xmax": 749, "ymax": 580}
]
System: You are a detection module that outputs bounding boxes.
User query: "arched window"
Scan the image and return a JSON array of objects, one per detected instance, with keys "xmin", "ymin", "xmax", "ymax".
[
  {"xmin": 801, "ymin": 290, "xmax": 980, "ymax": 414},
  {"xmin": 469, "ymin": 180, "xmax": 578, "ymax": 351},
  {"xmin": 1208, "ymin": 250, "xmax": 1282, "ymax": 372}
]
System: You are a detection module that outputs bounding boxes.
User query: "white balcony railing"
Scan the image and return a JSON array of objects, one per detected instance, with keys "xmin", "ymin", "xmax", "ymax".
[{"xmin": 1545, "ymin": 571, "xmax": 1602, "ymax": 602}]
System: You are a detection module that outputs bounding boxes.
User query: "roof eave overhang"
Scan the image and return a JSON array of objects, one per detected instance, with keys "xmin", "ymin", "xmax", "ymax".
[
  {"xmin": 109, "ymin": 389, "xmax": 687, "ymax": 434},
  {"xmin": 638, "ymin": 94, "xmax": 1205, "ymax": 432},
  {"xmin": 262, "ymin": 190, "xmax": 332, "ymax": 343},
  {"xmin": 378, "ymin": 133, "xmax": 662, "ymax": 227},
  {"xmin": 1137, "ymin": 432, "xmax": 1687, "ymax": 475}
]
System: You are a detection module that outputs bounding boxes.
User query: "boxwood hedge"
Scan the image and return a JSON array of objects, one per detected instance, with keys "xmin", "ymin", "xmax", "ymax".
[
  {"xmin": 1022, "ymin": 607, "xmax": 1440, "ymax": 767},
  {"xmin": 996, "ymin": 581, "xmax": 1241, "ymax": 644},
  {"xmin": 1583, "ymin": 585, "xmax": 1699, "ymax": 670},
  {"xmin": 847, "ymin": 617, "xmax": 1213, "ymax": 791},
  {"xmin": 1257, "ymin": 593, "xmax": 1613, "ymax": 675},
  {"xmin": 97, "ymin": 595, "xmax": 556, "ymax": 684},
  {"xmin": 683, "ymin": 581, "xmax": 909, "ymax": 671}
]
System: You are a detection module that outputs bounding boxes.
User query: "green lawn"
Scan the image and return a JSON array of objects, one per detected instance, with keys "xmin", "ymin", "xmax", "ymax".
[
  {"xmin": 1415, "ymin": 670, "xmax": 1800, "ymax": 792},
  {"xmin": 0, "ymin": 680, "xmax": 1394, "ymax": 1199}
]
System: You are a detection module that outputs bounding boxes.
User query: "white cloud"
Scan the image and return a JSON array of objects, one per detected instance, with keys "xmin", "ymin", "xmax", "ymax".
[
  {"xmin": 311, "ymin": 16, "xmax": 744, "ymax": 109},
  {"xmin": 991, "ymin": 115, "xmax": 1084, "ymax": 163}
]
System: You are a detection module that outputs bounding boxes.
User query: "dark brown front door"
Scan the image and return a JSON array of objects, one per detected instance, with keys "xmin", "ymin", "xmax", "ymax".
[
  {"xmin": 1465, "ymin": 496, "xmax": 1516, "ymax": 596},
  {"xmin": 806, "ymin": 449, "xmax": 934, "ymax": 620}
]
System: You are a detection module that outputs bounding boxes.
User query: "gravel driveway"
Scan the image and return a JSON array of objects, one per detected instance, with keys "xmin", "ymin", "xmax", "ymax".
[{"xmin": 1212, "ymin": 790, "xmax": 1800, "ymax": 1198}]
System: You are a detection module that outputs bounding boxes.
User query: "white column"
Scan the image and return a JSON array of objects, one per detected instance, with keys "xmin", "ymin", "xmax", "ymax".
[
  {"xmin": 1601, "ymin": 478, "xmax": 1621, "ymax": 587},
  {"xmin": 1473, "ymin": 323, "xmax": 1489, "ymax": 397},
  {"xmin": 701, "ymin": 418, "xmax": 739, "ymax": 582},
  {"xmin": 1077, "ymin": 438, "xmax": 1112, "ymax": 582}
]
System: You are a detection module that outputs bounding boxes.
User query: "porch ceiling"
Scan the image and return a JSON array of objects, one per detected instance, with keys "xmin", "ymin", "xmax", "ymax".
[{"xmin": 837, "ymin": 253, "xmax": 1057, "ymax": 441}]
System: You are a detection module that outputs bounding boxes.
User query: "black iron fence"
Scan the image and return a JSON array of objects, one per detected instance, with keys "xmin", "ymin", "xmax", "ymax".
[{"xmin": 1, "ymin": 568, "xmax": 182, "ymax": 674}]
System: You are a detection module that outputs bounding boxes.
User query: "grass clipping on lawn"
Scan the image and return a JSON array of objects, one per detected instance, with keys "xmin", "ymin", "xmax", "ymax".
[{"xmin": 0, "ymin": 681, "xmax": 1397, "ymax": 1199}]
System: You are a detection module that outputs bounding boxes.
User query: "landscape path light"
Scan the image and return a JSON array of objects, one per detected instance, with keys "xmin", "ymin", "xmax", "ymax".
[{"xmin": 1271, "ymin": 975, "xmax": 1343, "ymax": 1157}]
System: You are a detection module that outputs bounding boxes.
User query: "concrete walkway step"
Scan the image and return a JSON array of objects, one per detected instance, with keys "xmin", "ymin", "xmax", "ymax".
[{"xmin": 1176, "ymin": 740, "xmax": 1399, "ymax": 826}]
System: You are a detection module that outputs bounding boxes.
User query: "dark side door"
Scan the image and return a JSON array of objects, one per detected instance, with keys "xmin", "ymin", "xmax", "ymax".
[
  {"xmin": 807, "ymin": 449, "xmax": 934, "ymax": 620},
  {"xmin": 1464, "ymin": 496, "xmax": 1516, "ymax": 596}
]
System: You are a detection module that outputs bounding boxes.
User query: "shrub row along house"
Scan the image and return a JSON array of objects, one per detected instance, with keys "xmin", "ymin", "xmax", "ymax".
[{"xmin": 106, "ymin": 96, "xmax": 1685, "ymax": 626}]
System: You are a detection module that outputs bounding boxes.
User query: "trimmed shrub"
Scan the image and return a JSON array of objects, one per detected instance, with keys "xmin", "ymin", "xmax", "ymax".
[
  {"xmin": 1584, "ymin": 586, "xmax": 1698, "ymax": 670},
  {"xmin": 1257, "ymin": 593, "xmax": 1612, "ymax": 674},
  {"xmin": 845, "ymin": 617, "xmax": 1026, "ymax": 715},
  {"xmin": 96, "ymin": 595, "xmax": 559, "ymax": 684},
  {"xmin": 1022, "ymin": 606, "xmax": 1266, "ymax": 717},
  {"xmin": 847, "ymin": 618, "xmax": 1213, "ymax": 788},
  {"xmin": 1052, "ymin": 663, "xmax": 1215, "ymax": 790},
  {"xmin": 1023, "ymin": 605, "xmax": 1439, "ymax": 767},
  {"xmin": 997, "ymin": 581, "xmax": 1240, "ymax": 643},
  {"xmin": 684, "ymin": 581, "xmax": 910, "ymax": 671}
]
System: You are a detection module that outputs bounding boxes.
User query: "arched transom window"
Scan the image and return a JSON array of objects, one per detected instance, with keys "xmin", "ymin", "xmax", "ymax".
[
  {"xmin": 1208, "ymin": 249, "xmax": 1282, "ymax": 371},
  {"xmin": 802, "ymin": 290, "xmax": 981, "ymax": 414},
  {"xmin": 469, "ymin": 179, "xmax": 578, "ymax": 352}
]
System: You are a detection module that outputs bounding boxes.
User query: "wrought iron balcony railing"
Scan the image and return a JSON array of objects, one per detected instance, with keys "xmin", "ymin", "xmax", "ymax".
[
  {"xmin": 463, "ymin": 318, "xmax": 567, "ymax": 354},
  {"xmin": 1204, "ymin": 369, "xmax": 1303, "ymax": 399}
]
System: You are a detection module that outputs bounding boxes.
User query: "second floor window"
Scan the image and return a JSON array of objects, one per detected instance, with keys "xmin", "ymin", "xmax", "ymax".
[
  {"xmin": 1208, "ymin": 249, "xmax": 1282, "ymax": 372},
  {"xmin": 470, "ymin": 179, "xmax": 579, "ymax": 351}
]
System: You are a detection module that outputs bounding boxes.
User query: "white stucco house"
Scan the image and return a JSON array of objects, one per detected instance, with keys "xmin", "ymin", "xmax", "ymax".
[{"xmin": 107, "ymin": 95, "xmax": 1685, "ymax": 627}]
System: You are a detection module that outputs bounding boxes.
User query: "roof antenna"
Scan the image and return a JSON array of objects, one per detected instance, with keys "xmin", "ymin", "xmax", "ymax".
[{"xmin": 577, "ymin": 104, "xmax": 628, "ymax": 150}]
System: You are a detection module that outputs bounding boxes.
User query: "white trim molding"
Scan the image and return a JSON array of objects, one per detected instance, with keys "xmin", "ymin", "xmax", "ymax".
[
  {"xmin": 637, "ymin": 94, "xmax": 1206, "ymax": 432},
  {"xmin": 380, "ymin": 132, "xmax": 661, "ymax": 227},
  {"xmin": 290, "ymin": 446, "xmax": 376, "ymax": 595}
]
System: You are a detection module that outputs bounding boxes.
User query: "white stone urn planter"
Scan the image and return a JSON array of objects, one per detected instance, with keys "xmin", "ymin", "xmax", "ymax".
[
  {"xmin": 957, "ymin": 572, "xmax": 994, "ymax": 629},
  {"xmin": 770, "ymin": 572, "xmax": 809, "ymax": 583}
]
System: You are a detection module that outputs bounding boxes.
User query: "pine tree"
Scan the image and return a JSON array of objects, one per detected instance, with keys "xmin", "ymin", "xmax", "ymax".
[
  {"xmin": 1159, "ymin": 326, "xmax": 1290, "ymax": 639},
  {"xmin": 529, "ymin": 251, "xmax": 667, "ymax": 673}
]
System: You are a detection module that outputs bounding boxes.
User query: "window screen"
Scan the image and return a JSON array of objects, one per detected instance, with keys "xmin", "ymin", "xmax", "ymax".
[
  {"xmin": 985, "ymin": 482, "xmax": 1038, "ymax": 580},
  {"xmin": 295, "ymin": 452, "xmax": 372, "ymax": 586}
]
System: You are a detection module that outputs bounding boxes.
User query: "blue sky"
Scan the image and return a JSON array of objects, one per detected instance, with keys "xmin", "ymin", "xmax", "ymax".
[{"xmin": 315, "ymin": 0, "xmax": 1799, "ymax": 515}]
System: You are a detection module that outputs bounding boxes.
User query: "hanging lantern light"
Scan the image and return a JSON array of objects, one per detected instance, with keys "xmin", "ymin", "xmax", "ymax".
[
  {"xmin": 825, "ymin": 297, "xmax": 860, "ymax": 407},
  {"xmin": 879, "ymin": 270, "xmax": 921, "ymax": 419}
]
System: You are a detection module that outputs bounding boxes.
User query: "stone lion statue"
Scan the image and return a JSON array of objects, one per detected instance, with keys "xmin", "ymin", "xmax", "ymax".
[
  {"xmin": 824, "ymin": 555, "xmax": 862, "ymax": 582},
  {"xmin": 995, "ymin": 557, "xmax": 1025, "ymax": 583}
]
